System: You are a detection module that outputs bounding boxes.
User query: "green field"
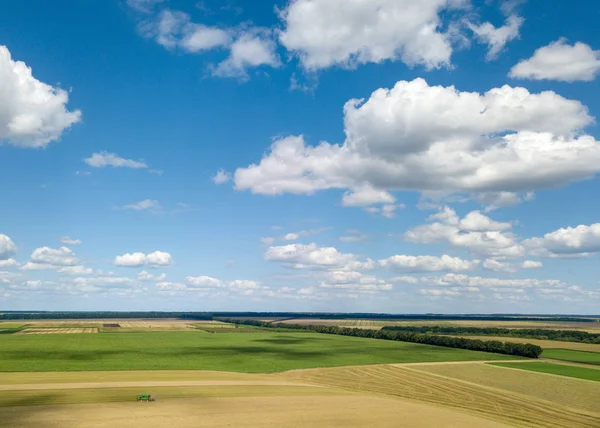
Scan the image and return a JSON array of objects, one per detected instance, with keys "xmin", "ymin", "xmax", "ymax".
[
  {"xmin": 0, "ymin": 331, "xmax": 519, "ymax": 373},
  {"xmin": 490, "ymin": 362, "xmax": 600, "ymax": 382},
  {"xmin": 543, "ymin": 349, "xmax": 600, "ymax": 366}
]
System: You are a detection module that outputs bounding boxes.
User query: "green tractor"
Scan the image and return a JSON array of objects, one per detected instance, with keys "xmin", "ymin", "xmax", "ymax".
[{"xmin": 136, "ymin": 394, "xmax": 155, "ymax": 402}]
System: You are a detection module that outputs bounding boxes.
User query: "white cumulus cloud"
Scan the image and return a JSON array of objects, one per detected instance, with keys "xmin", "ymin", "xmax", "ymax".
[
  {"xmin": 30, "ymin": 246, "xmax": 79, "ymax": 266},
  {"xmin": 114, "ymin": 251, "xmax": 172, "ymax": 267},
  {"xmin": 0, "ymin": 234, "xmax": 17, "ymax": 260},
  {"xmin": 510, "ymin": 39, "xmax": 600, "ymax": 82},
  {"xmin": 279, "ymin": 0, "xmax": 461, "ymax": 71},
  {"xmin": 234, "ymin": 79, "xmax": 599, "ymax": 205},
  {"xmin": 0, "ymin": 258, "xmax": 19, "ymax": 268},
  {"xmin": 524, "ymin": 223, "xmax": 600, "ymax": 257},
  {"xmin": 405, "ymin": 207, "xmax": 524, "ymax": 259},
  {"xmin": 265, "ymin": 243, "xmax": 362, "ymax": 270},
  {"xmin": 0, "ymin": 45, "xmax": 81, "ymax": 148},
  {"xmin": 379, "ymin": 254, "xmax": 478, "ymax": 272}
]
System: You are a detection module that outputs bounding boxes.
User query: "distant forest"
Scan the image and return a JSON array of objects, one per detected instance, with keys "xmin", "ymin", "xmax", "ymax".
[
  {"xmin": 0, "ymin": 311, "xmax": 597, "ymax": 322},
  {"xmin": 381, "ymin": 326, "xmax": 600, "ymax": 344}
]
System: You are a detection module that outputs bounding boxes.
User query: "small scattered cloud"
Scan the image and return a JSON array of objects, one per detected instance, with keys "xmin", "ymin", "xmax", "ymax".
[
  {"xmin": 114, "ymin": 251, "xmax": 173, "ymax": 267},
  {"xmin": 122, "ymin": 199, "xmax": 162, "ymax": 212},
  {"xmin": 126, "ymin": 0, "xmax": 166, "ymax": 14},
  {"xmin": 84, "ymin": 152, "xmax": 148, "ymax": 169},
  {"xmin": 60, "ymin": 236, "xmax": 81, "ymax": 245},
  {"xmin": 339, "ymin": 230, "xmax": 368, "ymax": 243},
  {"xmin": 469, "ymin": 14, "xmax": 523, "ymax": 60},
  {"xmin": 212, "ymin": 170, "xmax": 231, "ymax": 184},
  {"xmin": 509, "ymin": 39, "xmax": 600, "ymax": 82}
]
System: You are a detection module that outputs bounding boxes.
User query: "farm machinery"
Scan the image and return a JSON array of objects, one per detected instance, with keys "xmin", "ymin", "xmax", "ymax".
[{"xmin": 136, "ymin": 394, "xmax": 155, "ymax": 402}]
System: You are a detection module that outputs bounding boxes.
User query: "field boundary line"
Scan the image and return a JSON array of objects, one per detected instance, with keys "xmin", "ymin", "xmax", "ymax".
[{"xmin": 0, "ymin": 380, "xmax": 322, "ymax": 391}]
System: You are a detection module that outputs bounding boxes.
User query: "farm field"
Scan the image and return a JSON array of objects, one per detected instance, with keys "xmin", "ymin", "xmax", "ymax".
[
  {"xmin": 281, "ymin": 364, "xmax": 600, "ymax": 428},
  {"xmin": 17, "ymin": 328, "xmax": 98, "ymax": 334},
  {"xmin": 451, "ymin": 335, "xmax": 600, "ymax": 353},
  {"xmin": 489, "ymin": 362, "xmax": 600, "ymax": 382},
  {"xmin": 542, "ymin": 349, "xmax": 600, "ymax": 366},
  {"xmin": 1, "ymin": 324, "xmax": 599, "ymax": 427},
  {"xmin": 0, "ymin": 331, "xmax": 518, "ymax": 373},
  {"xmin": 0, "ymin": 395, "xmax": 513, "ymax": 428},
  {"xmin": 409, "ymin": 361, "xmax": 600, "ymax": 414}
]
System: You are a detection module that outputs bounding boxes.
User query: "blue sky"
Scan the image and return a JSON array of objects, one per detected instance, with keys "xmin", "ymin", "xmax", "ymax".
[{"xmin": 1, "ymin": 0, "xmax": 599, "ymax": 313}]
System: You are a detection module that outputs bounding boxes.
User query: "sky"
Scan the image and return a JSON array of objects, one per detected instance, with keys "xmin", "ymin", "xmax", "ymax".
[{"xmin": 1, "ymin": 0, "xmax": 599, "ymax": 314}]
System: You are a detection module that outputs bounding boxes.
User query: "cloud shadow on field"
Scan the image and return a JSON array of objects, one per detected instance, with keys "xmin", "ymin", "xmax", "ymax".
[{"xmin": 252, "ymin": 336, "xmax": 323, "ymax": 345}]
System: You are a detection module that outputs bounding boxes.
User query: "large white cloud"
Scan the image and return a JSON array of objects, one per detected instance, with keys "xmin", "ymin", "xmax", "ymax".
[
  {"xmin": 379, "ymin": 254, "xmax": 478, "ymax": 272},
  {"xmin": 524, "ymin": 223, "xmax": 600, "ymax": 257},
  {"xmin": 30, "ymin": 246, "xmax": 79, "ymax": 266},
  {"xmin": 114, "ymin": 251, "xmax": 172, "ymax": 267},
  {"xmin": 0, "ymin": 46, "xmax": 81, "ymax": 148},
  {"xmin": 279, "ymin": 0, "xmax": 461, "ymax": 70},
  {"xmin": 510, "ymin": 39, "xmax": 600, "ymax": 82},
  {"xmin": 0, "ymin": 234, "xmax": 17, "ymax": 260},
  {"xmin": 235, "ymin": 79, "xmax": 599, "ymax": 204}
]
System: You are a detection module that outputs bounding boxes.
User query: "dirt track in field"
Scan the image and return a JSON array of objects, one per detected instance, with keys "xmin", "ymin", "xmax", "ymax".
[
  {"xmin": 0, "ymin": 380, "xmax": 317, "ymax": 391},
  {"xmin": 0, "ymin": 396, "xmax": 513, "ymax": 428}
]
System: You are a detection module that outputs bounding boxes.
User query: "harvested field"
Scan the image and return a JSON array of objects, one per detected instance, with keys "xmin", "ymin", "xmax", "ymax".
[
  {"xmin": 410, "ymin": 362, "xmax": 600, "ymax": 414},
  {"xmin": 13, "ymin": 319, "xmax": 197, "ymax": 331},
  {"xmin": 452, "ymin": 335, "xmax": 600, "ymax": 352},
  {"xmin": 281, "ymin": 364, "xmax": 600, "ymax": 428},
  {"xmin": 17, "ymin": 328, "xmax": 97, "ymax": 335},
  {"xmin": 0, "ymin": 396, "xmax": 512, "ymax": 428}
]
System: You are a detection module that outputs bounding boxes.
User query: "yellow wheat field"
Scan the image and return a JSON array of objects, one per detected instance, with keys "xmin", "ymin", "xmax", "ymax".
[
  {"xmin": 17, "ymin": 328, "xmax": 98, "ymax": 334},
  {"xmin": 410, "ymin": 362, "xmax": 600, "ymax": 414},
  {"xmin": 280, "ymin": 364, "xmax": 600, "ymax": 428}
]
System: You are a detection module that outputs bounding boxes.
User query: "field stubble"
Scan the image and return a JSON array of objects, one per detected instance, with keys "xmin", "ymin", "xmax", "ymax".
[{"xmin": 280, "ymin": 364, "xmax": 600, "ymax": 428}]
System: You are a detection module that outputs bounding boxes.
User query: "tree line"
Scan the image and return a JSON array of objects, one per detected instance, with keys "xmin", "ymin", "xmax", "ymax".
[
  {"xmin": 223, "ymin": 319, "xmax": 543, "ymax": 358},
  {"xmin": 381, "ymin": 326, "xmax": 600, "ymax": 344}
]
